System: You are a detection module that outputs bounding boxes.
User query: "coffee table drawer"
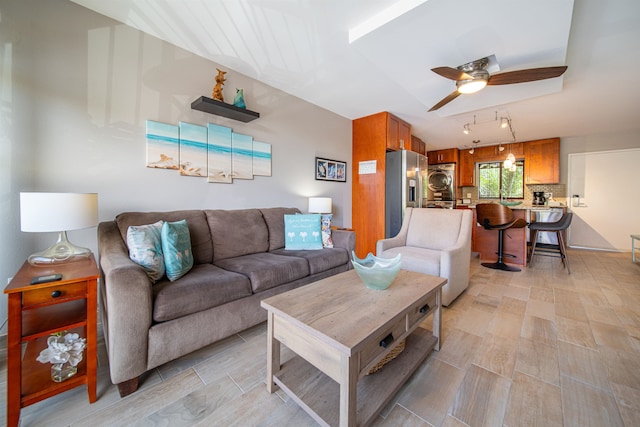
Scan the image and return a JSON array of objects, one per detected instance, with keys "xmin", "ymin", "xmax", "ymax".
[
  {"xmin": 407, "ymin": 293, "xmax": 437, "ymax": 329},
  {"xmin": 359, "ymin": 317, "xmax": 407, "ymax": 370}
]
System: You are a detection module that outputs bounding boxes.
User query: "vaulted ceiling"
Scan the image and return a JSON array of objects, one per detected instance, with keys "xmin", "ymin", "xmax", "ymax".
[{"xmin": 70, "ymin": 0, "xmax": 640, "ymax": 150}]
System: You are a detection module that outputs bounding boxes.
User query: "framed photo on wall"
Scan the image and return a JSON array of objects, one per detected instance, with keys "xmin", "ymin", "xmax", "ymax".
[{"xmin": 315, "ymin": 157, "xmax": 347, "ymax": 182}]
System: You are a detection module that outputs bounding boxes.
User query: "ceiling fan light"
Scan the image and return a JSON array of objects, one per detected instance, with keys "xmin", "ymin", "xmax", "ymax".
[{"xmin": 457, "ymin": 79, "xmax": 487, "ymax": 94}]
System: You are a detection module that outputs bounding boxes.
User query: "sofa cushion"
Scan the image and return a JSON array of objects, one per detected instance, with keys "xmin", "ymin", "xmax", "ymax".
[
  {"xmin": 205, "ymin": 209, "xmax": 269, "ymax": 261},
  {"xmin": 271, "ymin": 247, "xmax": 349, "ymax": 275},
  {"xmin": 152, "ymin": 263, "xmax": 252, "ymax": 322},
  {"xmin": 214, "ymin": 252, "xmax": 309, "ymax": 293},
  {"xmin": 161, "ymin": 220, "xmax": 194, "ymax": 281},
  {"xmin": 260, "ymin": 207, "xmax": 301, "ymax": 251},
  {"xmin": 126, "ymin": 220, "xmax": 165, "ymax": 283},
  {"xmin": 116, "ymin": 211, "xmax": 212, "ymax": 264}
]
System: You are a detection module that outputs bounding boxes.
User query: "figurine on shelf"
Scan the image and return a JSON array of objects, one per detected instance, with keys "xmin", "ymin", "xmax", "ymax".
[
  {"xmin": 233, "ymin": 88, "xmax": 246, "ymax": 109},
  {"xmin": 212, "ymin": 68, "xmax": 227, "ymax": 102}
]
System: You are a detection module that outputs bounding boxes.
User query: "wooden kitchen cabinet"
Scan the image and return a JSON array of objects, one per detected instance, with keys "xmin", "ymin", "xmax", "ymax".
[
  {"xmin": 524, "ymin": 138, "xmax": 560, "ymax": 184},
  {"xmin": 458, "ymin": 148, "xmax": 475, "ymax": 187},
  {"xmin": 411, "ymin": 135, "xmax": 426, "ymax": 155},
  {"xmin": 504, "ymin": 142, "xmax": 525, "ymax": 157},
  {"xmin": 4, "ymin": 256, "xmax": 99, "ymax": 426},
  {"xmin": 387, "ymin": 114, "xmax": 411, "ymax": 151},
  {"xmin": 352, "ymin": 112, "xmax": 411, "ymax": 257},
  {"xmin": 427, "ymin": 148, "xmax": 458, "ymax": 164}
]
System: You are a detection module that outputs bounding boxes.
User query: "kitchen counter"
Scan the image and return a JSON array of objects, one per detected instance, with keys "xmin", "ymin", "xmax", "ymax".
[
  {"xmin": 468, "ymin": 203, "xmax": 567, "ymax": 268},
  {"xmin": 461, "ymin": 203, "xmax": 566, "ymax": 210}
]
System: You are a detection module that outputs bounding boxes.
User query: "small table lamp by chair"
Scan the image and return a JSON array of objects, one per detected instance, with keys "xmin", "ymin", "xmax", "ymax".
[{"xmin": 20, "ymin": 192, "xmax": 99, "ymax": 266}]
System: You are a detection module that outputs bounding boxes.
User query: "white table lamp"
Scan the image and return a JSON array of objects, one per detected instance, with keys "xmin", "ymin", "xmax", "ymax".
[
  {"xmin": 308, "ymin": 197, "xmax": 332, "ymax": 214},
  {"xmin": 20, "ymin": 192, "xmax": 99, "ymax": 266}
]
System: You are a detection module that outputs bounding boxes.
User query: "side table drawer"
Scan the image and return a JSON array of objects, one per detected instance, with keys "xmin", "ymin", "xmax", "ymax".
[
  {"xmin": 23, "ymin": 282, "xmax": 87, "ymax": 307},
  {"xmin": 407, "ymin": 293, "xmax": 437, "ymax": 329},
  {"xmin": 360, "ymin": 316, "xmax": 407, "ymax": 370}
]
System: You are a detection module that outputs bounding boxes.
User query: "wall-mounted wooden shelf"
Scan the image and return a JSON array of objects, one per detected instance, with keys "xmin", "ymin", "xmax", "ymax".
[{"xmin": 191, "ymin": 96, "xmax": 260, "ymax": 123}]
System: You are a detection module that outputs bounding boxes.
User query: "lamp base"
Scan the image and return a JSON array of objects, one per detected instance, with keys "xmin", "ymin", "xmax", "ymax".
[{"xmin": 28, "ymin": 231, "xmax": 92, "ymax": 266}]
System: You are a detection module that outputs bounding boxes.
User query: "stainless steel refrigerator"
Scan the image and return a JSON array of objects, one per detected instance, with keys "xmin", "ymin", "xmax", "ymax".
[{"xmin": 385, "ymin": 150, "xmax": 428, "ymax": 238}]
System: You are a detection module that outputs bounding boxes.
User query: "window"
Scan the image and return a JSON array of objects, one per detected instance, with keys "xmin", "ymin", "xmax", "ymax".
[{"xmin": 478, "ymin": 160, "xmax": 524, "ymax": 199}]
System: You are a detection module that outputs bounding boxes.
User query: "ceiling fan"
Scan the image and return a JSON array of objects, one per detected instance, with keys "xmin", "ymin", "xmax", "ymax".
[{"xmin": 428, "ymin": 57, "xmax": 567, "ymax": 111}]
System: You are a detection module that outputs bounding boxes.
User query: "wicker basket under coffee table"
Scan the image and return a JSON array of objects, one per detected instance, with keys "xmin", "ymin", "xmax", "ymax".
[{"xmin": 261, "ymin": 269, "xmax": 445, "ymax": 427}]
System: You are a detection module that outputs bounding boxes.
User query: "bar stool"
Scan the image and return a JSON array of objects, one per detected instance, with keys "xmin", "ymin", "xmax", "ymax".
[
  {"xmin": 476, "ymin": 203, "xmax": 528, "ymax": 272},
  {"xmin": 528, "ymin": 212, "xmax": 573, "ymax": 273}
]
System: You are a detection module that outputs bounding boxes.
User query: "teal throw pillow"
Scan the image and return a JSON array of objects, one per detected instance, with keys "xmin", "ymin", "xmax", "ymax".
[
  {"xmin": 161, "ymin": 219, "xmax": 194, "ymax": 281},
  {"xmin": 284, "ymin": 214, "xmax": 323, "ymax": 250},
  {"xmin": 126, "ymin": 221, "xmax": 165, "ymax": 283}
]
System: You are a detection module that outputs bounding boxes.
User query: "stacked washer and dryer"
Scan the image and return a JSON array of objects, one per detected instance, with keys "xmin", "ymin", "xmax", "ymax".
[{"xmin": 426, "ymin": 163, "xmax": 456, "ymax": 208}]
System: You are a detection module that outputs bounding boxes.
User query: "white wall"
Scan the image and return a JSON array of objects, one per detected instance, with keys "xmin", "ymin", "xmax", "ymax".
[{"xmin": 0, "ymin": 0, "xmax": 352, "ymax": 335}]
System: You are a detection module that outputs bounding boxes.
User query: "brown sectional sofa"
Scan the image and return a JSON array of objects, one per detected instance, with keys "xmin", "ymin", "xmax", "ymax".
[{"xmin": 97, "ymin": 207, "xmax": 355, "ymax": 396}]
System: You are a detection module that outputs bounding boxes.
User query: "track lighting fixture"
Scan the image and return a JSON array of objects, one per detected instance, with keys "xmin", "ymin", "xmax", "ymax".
[
  {"xmin": 463, "ymin": 112, "xmax": 514, "ymax": 136},
  {"xmin": 469, "ymin": 140, "xmax": 480, "ymax": 154}
]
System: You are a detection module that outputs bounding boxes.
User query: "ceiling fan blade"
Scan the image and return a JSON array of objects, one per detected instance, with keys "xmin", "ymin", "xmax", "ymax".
[
  {"xmin": 428, "ymin": 90, "xmax": 462, "ymax": 112},
  {"xmin": 431, "ymin": 66, "xmax": 473, "ymax": 81},
  {"xmin": 487, "ymin": 66, "xmax": 568, "ymax": 85}
]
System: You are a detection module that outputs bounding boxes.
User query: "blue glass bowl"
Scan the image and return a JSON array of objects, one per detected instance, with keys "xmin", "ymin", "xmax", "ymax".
[{"xmin": 351, "ymin": 251, "xmax": 402, "ymax": 290}]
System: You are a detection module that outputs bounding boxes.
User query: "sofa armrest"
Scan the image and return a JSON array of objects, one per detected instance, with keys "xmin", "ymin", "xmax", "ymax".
[
  {"xmin": 98, "ymin": 221, "xmax": 153, "ymax": 385},
  {"xmin": 331, "ymin": 229, "xmax": 356, "ymax": 253}
]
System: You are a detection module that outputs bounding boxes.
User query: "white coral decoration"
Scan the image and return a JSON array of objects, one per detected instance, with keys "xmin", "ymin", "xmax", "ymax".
[{"xmin": 36, "ymin": 332, "xmax": 87, "ymax": 366}]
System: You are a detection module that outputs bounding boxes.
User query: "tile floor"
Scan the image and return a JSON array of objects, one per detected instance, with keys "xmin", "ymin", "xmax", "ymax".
[{"xmin": 1, "ymin": 248, "xmax": 639, "ymax": 426}]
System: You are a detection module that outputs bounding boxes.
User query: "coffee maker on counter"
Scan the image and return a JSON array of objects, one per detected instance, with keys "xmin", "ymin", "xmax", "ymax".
[{"xmin": 533, "ymin": 191, "xmax": 546, "ymax": 205}]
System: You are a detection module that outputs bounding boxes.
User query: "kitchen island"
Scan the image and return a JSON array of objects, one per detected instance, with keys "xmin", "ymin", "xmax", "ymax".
[{"xmin": 469, "ymin": 204, "xmax": 566, "ymax": 268}]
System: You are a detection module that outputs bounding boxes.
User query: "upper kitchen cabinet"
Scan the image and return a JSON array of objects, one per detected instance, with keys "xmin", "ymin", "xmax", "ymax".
[
  {"xmin": 411, "ymin": 135, "xmax": 426, "ymax": 155},
  {"xmin": 504, "ymin": 142, "xmax": 525, "ymax": 157},
  {"xmin": 387, "ymin": 114, "xmax": 412, "ymax": 151},
  {"xmin": 427, "ymin": 148, "xmax": 458, "ymax": 164},
  {"xmin": 458, "ymin": 148, "xmax": 475, "ymax": 187},
  {"xmin": 524, "ymin": 138, "xmax": 560, "ymax": 184}
]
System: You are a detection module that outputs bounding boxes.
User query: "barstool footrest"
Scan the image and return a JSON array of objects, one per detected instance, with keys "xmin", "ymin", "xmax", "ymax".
[{"xmin": 481, "ymin": 261, "xmax": 521, "ymax": 272}]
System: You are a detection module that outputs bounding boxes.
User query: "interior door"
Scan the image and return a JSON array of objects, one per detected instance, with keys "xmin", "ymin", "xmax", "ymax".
[{"xmin": 568, "ymin": 148, "xmax": 640, "ymax": 250}]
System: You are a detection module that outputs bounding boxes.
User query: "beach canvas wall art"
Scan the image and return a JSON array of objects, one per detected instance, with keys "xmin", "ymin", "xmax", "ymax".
[
  {"xmin": 179, "ymin": 122, "xmax": 208, "ymax": 177},
  {"xmin": 146, "ymin": 118, "xmax": 272, "ymax": 184},
  {"xmin": 146, "ymin": 120, "xmax": 179, "ymax": 169},
  {"xmin": 207, "ymin": 123, "xmax": 233, "ymax": 183},
  {"xmin": 231, "ymin": 132, "xmax": 253, "ymax": 180},
  {"xmin": 252, "ymin": 141, "xmax": 272, "ymax": 177}
]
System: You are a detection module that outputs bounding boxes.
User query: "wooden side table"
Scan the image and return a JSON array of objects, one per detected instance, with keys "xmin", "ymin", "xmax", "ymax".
[{"xmin": 4, "ymin": 255, "xmax": 99, "ymax": 427}]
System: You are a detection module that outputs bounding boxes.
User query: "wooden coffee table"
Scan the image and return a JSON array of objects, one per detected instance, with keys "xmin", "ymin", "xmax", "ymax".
[{"xmin": 261, "ymin": 269, "xmax": 446, "ymax": 427}]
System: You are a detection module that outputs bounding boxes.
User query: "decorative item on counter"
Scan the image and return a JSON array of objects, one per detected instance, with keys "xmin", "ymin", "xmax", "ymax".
[
  {"xmin": 233, "ymin": 88, "xmax": 246, "ymax": 109},
  {"xmin": 212, "ymin": 68, "xmax": 227, "ymax": 102},
  {"xmin": 351, "ymin": 251, "xmax": 401, "ymax": 290},
  {"xmin": 36, "ymin": 331, "xmax": 87, "ymax": 382}
]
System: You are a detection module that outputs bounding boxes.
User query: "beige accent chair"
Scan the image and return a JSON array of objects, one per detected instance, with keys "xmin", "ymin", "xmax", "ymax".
[{"xmin": 376, "ymin": 207, "xmax": 473, "ymax": 306}]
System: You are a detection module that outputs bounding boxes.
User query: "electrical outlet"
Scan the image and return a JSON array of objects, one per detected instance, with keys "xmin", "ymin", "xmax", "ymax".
[{"xmin": 466, "ymin": 193, "xmax": 472, "ymax": 199}]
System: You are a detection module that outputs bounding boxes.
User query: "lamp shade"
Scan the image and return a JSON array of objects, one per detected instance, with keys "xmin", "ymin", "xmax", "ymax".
[
  {"xmin": 20, "ymin": 192, "xmax": 99, "ymax": 232},
  {"xmin": 308, "ymin": 197, "xmax": 332, "ymax": 214}
]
